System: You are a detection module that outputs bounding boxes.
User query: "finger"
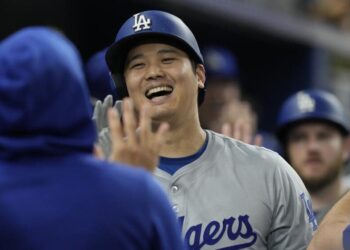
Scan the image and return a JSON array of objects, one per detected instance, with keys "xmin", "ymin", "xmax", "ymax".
[
  {"xmin": 102, "ymin": 95, "xmax": 113, "ymax": 109},
  {"xmin": 233, "ymin": 120, "xmax": 242, "ymax": 141},
  {"xmin": 108, "ymin": 107, "xmax": 124, "ymax": 148},
  {"xmin": 241, "ymin": 120, "xmax": 253, "ymax": 144},
  {"xmin": 93, "ymin": 144, "xmax": 105, "ymax": 159},
  {"xmin": 221, "ymin": 123, "xmax": 232, "ymax": 137},
  {"xmin": 122, "ymin": 98, "xmax": 138, "ymax": 145},
  {"xmin": 139, "ymin": 104, "xmax": 151, "ymax": 147},
  {"xmin": 254, "ymin": 134, "xmax": 263, "ymax": 147},
  {"xmin": 153, "ymin": 122, "xmax": 169, "ymax": 153},
  {"xmin": 92, "ymin": 100, "xmax": 103, "ymax": 131},
  {"xmin": 99, "ymin": 128, "xmax": 112, "ymax": 159},
  {"xmin": 114, "ymin": 100, "xmax": 123, "ymax": 118},
  {"xmin": 101, "ymin": 95, "xmax": 113, "ymax": 128},
  {"xmin": 92, "ymin": 100, "xmax": 102, "ymax": 120}
]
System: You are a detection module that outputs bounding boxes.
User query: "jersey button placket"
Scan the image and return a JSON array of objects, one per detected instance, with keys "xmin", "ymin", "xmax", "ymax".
[
  {"xmin": 172, "ymin": 204, "xmax": 179, "ymax": 213},
  {"xmin": 171, "ymin": 185, "xmax": 178, "ymax": 193},
  {"xmin": 170, "ymin": 184, "xmax": 181, "ymax": 214}
]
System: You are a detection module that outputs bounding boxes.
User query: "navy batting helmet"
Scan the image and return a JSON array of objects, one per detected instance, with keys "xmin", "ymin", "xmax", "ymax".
[
  {"xmin": 85, "ymin": 48, "xmax": 117, "ymax": 101},
  {"xmin": 202, "ymin": 46, "xmax": 239, "ymax": 80},
  {"xmin": 276, "ymin": 89, "xmax": 350, "ymax": 141},
  {"xmin": 105, "ymin": 10, "xmax": 206, "ymax": 105}
]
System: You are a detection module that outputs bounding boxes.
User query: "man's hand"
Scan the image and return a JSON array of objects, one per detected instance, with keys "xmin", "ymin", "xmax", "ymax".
[
  {"xmin": 219, "ymin": 101, "xmax": 262, "ymax": 146},
  {"xmin": 108, "ymin": 98, "xmax": 169, "ymax": 172},
  {"xmin": 221, "ymin": 120, "xmax": 263, "ymax": 146}
]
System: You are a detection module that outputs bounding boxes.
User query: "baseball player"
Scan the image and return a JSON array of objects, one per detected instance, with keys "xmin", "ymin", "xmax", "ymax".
[
  {"xmin": 0, "ymin": 27, "xmax": 185, "ymax": 250},
  {"xmin": 98, "ymin": 10, "xmax": 316, "ymax": 249},
  {"xmin": 199, "ymin": 45, "xmax": 264, "ymax": 146},
  {"xmin": 199, "ymin": 46, "xmax": 281, "ymax": 152},
  {"xmin": 276, "ymin": 89, "xmax": 350, "ymax": 223}
]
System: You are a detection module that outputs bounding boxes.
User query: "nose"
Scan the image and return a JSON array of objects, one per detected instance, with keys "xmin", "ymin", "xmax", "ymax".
[
  {"xmin": 145, "ymin": 63, "xmax": 165, "ymax": 80},
  {"xmin": 306, "ymin": 137, "xmax": 321, "ymax": 152}
]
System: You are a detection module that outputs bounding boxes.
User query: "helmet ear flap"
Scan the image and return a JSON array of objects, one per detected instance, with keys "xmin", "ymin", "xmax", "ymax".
[{"xmin": 111, "ymin": 73, "xmax": 129, "ymax": 100}]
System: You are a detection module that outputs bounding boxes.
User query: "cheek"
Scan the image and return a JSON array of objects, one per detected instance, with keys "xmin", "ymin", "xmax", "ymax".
[
  {"xmin": 176, "ymin": 63, "xmax": 196, "ymax": 82},
  {"xmin": 323, "ymin": 139, "xmax": 344, "ymax": 158},
  {"xmin": 287, "ymin": 145, "xmax": 304, "ymax": 164},
  {"xmin": 328, "ymin": 137, "xmax": 343, "ymax": 149},
  {"xmin": 124, "ymin": 74, "xmax": 141, "ymax": 93}
]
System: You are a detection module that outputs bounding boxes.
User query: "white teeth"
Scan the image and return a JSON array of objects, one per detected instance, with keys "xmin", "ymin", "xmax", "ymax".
[{"xmin": 146, "ymin": 86, "xmax": 173, "ymax": 97}]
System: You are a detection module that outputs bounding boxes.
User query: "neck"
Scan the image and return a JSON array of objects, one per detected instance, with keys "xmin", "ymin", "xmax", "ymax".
[
  {"xmin": 155, "ymin": 112, "xmax": 206, "ymax": 158},
  {"xmin": 311, "ymin": 177, "xmax": 347, "ymax": 212}
]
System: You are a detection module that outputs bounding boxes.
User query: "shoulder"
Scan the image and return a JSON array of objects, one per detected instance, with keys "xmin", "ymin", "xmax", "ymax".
[
  {"xmin": 207, "ymin": 130, "xmax": 276, "ymax": 155},
  {"xmin": 77, "ymin": 155, "xmax": 162, "ymax": 200},
  {"xmin": 207, "ymin": 130, "xmax": 283, "ymax": 168},
  {"xmin": 206, "ymin": 130, "xmax": 305, "ymax": 185}
]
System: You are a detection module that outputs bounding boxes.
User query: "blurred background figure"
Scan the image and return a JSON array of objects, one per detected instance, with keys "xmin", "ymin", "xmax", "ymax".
[
  {"xmin": 199, "ymin": 46, "xmax": 258, "ymax": 141},
  {"xmin": 276, "ymin": 89, "xmax": 350, "ymax": 223},
  {"xmin": 0, "ymin": 27, "xmax": 184, "ymax": 250},
  {"xmin": 258, "ymin": 130, "xmax": 281, "ymax": 153},
  {"xmin": 85, "ymin": 48, "xmax": 117, "ymax": 105},
  {"xmin": 199, "ymin": 45, "xmax": 243, "ymax": 132},
  {"xmin": 199, "ymin": 45, "xmax": 280, "ymax": 150},
  {"xmin": 4, "ymin": 0, "xmax": 350, "ymax": 153},
  {"xmin": 302, "ymin": 0, "xmax": 350, "ymax": 31}
]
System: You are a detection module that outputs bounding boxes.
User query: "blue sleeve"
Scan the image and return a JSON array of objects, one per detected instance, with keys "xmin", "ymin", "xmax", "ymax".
[
  {"xmin": 343, "ymin": 224, "xmax": 350, "ymax": 250},
  {"xmin": 144, "ymin": 174, "xmax": 186, "ymax": 250}
]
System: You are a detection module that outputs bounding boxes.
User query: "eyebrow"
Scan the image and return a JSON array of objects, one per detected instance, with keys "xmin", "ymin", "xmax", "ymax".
[
  {"xmin": 157, "ymin": 48, "xmax": 180, "ymax": 55},
  {"xmin": 125, "ymin": 54, "xmax": 143, "ymax": 67},
  {"xmin": 126, "ymin": 48, "xmax": 181, "ymax": 66}
]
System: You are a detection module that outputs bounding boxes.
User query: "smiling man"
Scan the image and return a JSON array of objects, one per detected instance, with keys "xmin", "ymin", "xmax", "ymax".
[
  {"xmin": 101, "ymin": 10, "xmax": 316, "ymax": 249},
  {"xmin": 123, "ymin": 43, "xmax": 205, "ymax": 131},
  {"xmin": 276, "ymin": 89, "xmax": 350, "ymax": 224}
]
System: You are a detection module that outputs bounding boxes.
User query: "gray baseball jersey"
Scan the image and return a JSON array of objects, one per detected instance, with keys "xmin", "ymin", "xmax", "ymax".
[{"xmin": 154, "ymin": 130, "xmax": 317, "ymax": 250}]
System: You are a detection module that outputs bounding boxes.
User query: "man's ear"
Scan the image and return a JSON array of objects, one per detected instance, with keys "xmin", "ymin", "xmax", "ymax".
[{"xmin": 196, "ymin": 64, "xmax": 206, "ymax": 89}]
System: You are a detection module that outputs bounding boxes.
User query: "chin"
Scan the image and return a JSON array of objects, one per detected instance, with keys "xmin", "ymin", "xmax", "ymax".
[
  {"xmin": 151, "ymin": 111, "xmax": 174, "ymax": 122},
  {"xmin": 303, "ymin": 174, "xmax": 339, "ymax": 193}
]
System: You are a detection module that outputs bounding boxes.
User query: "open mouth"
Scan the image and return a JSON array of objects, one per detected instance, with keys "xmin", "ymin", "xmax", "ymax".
[{"xmin": 145, "ymin": 85, "xmax": 173, "ymax": 100}]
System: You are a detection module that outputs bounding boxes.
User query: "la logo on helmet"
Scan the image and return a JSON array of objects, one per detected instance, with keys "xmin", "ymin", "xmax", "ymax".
[
  {"xmin": 297, "ymin": 92, "xmax": 315, "ymax": 113},
  {"xmin": 133, "ymin": 13, "xmax": 151, "ymax": 32}
]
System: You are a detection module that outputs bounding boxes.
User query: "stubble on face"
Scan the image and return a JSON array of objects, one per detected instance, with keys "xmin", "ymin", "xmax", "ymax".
[
  {"xmin": 287, "ymin": 123, "xmax": 346, "ymax": 193},
  {"xmin": 300, "ymin": 157, "xmax": 343, "ymax": 193}
]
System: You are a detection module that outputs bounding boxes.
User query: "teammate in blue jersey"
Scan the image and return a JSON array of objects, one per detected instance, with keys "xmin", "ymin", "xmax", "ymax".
[
  {"xmin": 97, "ymin": 10, "xmax": 317, "ymax": 249},
  {"xmin": 0, "ymin": 27, "xmax": 184, "ymax": 250}
]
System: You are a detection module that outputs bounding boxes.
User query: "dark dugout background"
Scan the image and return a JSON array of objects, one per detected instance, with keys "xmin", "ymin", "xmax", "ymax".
[{"xmin": 2, "ymin": 0, "xmax": 348, "ymax": 132}]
